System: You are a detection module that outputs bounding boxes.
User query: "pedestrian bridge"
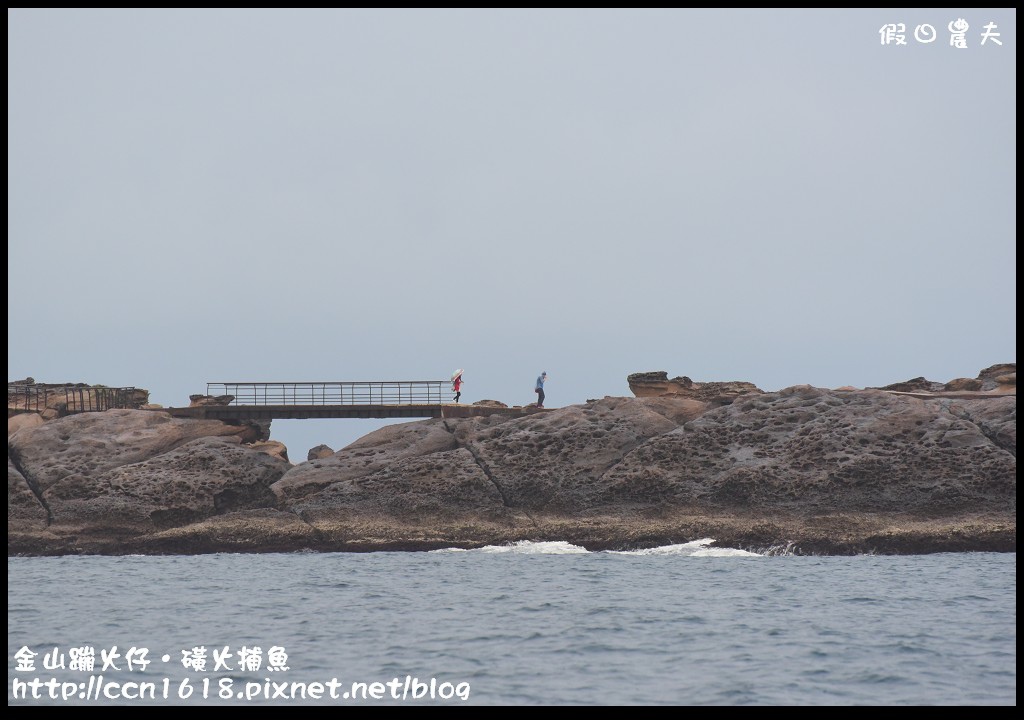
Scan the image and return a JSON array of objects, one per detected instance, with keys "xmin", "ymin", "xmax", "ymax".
[{"xmin": 160, "ymin": 381, "xmax": 536, "ymax": 421}]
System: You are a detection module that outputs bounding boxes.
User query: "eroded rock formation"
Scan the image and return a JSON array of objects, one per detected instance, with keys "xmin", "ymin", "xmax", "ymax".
[
  {"xmin": 307, "ymin": 444, "xmax": 335, "ymax": 461},
  {"xmin": 7, "ymin": 366, "xmax": 1016, "ymax": 556},
  {"xmin": 627, "ymin": 372, "xmax": 762, "ymax": 404},
  {"xmin": 873, "ymin": 363, "xmax": 1016, "ymax": 395}
]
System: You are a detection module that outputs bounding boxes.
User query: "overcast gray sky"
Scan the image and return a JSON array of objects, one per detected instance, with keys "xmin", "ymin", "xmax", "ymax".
[{"xmin": 8, "ymin": 9, "xmax": 1016, "ymax": 458}]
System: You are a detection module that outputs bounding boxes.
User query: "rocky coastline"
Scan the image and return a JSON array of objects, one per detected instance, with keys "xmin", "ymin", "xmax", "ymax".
[{"xmin": 8, "ymin": 365, "xmax": 1016, "ymax": 556}]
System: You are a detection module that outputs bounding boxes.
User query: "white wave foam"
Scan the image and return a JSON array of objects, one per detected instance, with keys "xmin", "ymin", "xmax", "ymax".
[
  {"xmin": 447, "ymin": 540, "xmax": 591, "ymax": 554},
  {"xmin": 690, "ymin": 546, "xmax": 761, "ymax": 557},
  {"xmin": 611, "ymin": 539, "xmax": 762, "ymax": 557},
  {"xmin": 431, "ymin": 539, "xmax": 760, "ymax": 556},
  {"xmin": 480, "ymin": 540, "xmax": 591, "ymax": 554}
]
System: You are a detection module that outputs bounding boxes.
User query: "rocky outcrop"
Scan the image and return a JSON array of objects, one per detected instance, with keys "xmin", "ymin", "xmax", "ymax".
[
  {"xmin": 7, "ymin": 369, "xmax": 1017, "ymax": 556},
  {"xmin": 876, "ymin": 376, "xmax": 944, "ymax": 393},
  {"xmin": 978, "ymin": 363, "xmax": 1016, "ymax": 391},
  {"xmin": 8, "ymin": 413, "xmax": 44, "ymax": 435},
  {"xmin": 627, "ymin": 372, "xmax": 762, "ymax": 404},
  {"xmin": 273, "ymin": 421, "xmax": 461, "ymax": 504},
  {"xmin": 307, "ymin": 444, "xmax": 335, "ymax": 461},
  {"xmin": 8, "ymin": 410, "xmax": 290, "ymax": 552},
  {"xmin": 947, "ymin": 396, "xmax": 1016, "ymax": 457},
  {"xmin": 247, "ymin": 440, "xmax": 290, "ymax": 463},
  {"xmin": 873, "ymin": 364, "xmax": 1016, "ymax": 395},
  {"xmin": 189, "ymin": 394, "xmax": 235, "ymax": 407},
  {"xmin": 8, "ymin": 409, "xmax": 265, "ymax": 497},
  {"xmin": 602, "ymin": 387, "xmax": 1015, "ymax": 515},
  {"xmin": 43, "ymin": 436, "xmax": 291, "ymax": 530},
  {"xmin": 944, "ymin": 378, "xmax": 983, "ymax": 391}
]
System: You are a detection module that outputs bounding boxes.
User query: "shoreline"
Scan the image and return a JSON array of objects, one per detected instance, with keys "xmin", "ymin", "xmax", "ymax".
[{"xmin": 9, "ymin": 511, "xmax": 1015, "ymax": 558}]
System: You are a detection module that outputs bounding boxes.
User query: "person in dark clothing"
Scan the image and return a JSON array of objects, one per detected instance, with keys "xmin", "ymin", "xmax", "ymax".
[{"xmin": 535, "ymin": 371, "xmax": 547, "ymax": 408}]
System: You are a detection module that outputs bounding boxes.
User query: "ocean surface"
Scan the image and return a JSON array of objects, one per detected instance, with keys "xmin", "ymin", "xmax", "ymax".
[{"xmin": 7, "ymin": 541, "xmax": 1016, "ymax": 706}]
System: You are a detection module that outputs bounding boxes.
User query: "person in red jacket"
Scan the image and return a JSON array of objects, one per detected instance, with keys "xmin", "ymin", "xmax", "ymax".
[{"xmin": 452, "ymin": 371, "xmax": 464, "ymax": 403}]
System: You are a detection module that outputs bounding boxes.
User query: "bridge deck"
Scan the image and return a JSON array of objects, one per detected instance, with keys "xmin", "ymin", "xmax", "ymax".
[
  {"xmin": 9, "ymin": 380, "xmax": 544, "ymax": 421},
  {"xmin": 161, "ymin": 380, "xmax": 541, "ymax": 421},
  {"xmin": 157, "ymin": 403, "xmax": 537, "ymax": 421}
]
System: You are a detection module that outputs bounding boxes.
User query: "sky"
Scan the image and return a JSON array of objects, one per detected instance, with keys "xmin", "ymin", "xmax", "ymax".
[{"xmin": 8, "ymin": 9, "xmax": 1017, "ymax": 460}]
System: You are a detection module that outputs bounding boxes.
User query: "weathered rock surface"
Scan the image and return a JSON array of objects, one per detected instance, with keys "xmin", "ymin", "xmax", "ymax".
[
  {"xmin": 189, "ymin": 394, "xmax": 235, "ymax": 407},
  {"xmin": 872, "ymin": 363, "xmax": 1016, "ymax": 395},
  {"xmin": 627, "ymin": 371, "xmax": 762, "ymax": 404},
  {"xmin": 292, "ymin": 448, "xmax": 506, "ymax": 524},
  {"xmin": 947, "ymin": 396, "xmax": 1016, "ymax": 457},
  {"xmin": 8, "ymin": 413, "xmax": 44, "ymax": 435},
  {"xmin": 247, "ymin": 440, "xmax": 290, "ymax": 463},
  {"xmin": 979, "ymin": 363, "xmax": 1016, "ymax": 385},
  {"xmin": 875, "ymin": 376, "xmax": 944, "ymax": 393},
  {"xmin": 442, "ymin": 397, "xmax": 680, "ymax": 512},
  {"xmin": 42, "ymin": 436, "xmax": 291, "ymax": 530},
  {"xmin": 272, "ymin": 420, "xmax": 463, "ymax": 504},
  {"xmin": 7, "ymin": 369, "xmax": 1016, "ymax": 556},
  {"xmin": 602, "ymin": 387, "xmax": 1015, "ymax": 516},
  {"xmin": 307, "ymin": 444, "xmax": 335, "ymax": 461},
  {"xmin": 9, "ymin": 458, "xmax": 47, "ymax": 523},
  {"xmin": 8, "ymin": 409, "xmax": 264, "ymax": 496}
]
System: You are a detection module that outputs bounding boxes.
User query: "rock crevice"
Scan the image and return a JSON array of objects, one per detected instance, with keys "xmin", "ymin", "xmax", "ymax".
[{"xmin": 8, "ymin": 444, "xmax": 52, "ymax": 524}]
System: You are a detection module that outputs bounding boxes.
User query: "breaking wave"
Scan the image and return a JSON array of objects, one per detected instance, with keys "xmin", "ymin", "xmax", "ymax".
[{"xmin": 432, "ymin": 539, "xmax": 761, "ymax": 556}]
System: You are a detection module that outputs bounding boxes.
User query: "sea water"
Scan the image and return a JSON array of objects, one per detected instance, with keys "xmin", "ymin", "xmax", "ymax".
[{"xmin": 7, "ymin": 541, "xmax": 1016, "ymax": 705}]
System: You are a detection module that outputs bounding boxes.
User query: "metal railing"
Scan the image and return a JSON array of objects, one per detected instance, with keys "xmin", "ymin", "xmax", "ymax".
[
  {"xmin": 205, "ymin": 381, "xmax": 452, "ymax": 406},
  {"xmin": 8, "ymin": 384, "xmax": 142, "ymax": 414}
]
